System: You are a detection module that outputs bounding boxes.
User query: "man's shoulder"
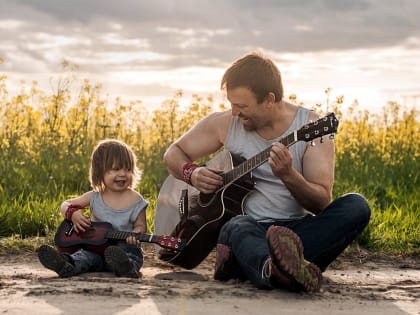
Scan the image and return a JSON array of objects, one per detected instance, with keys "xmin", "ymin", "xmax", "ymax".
[
  {"xmin": 201, "ymin": 110, "xmax": 232, "ymax": 128},
  {"xmin": 195, "ymin": 110, "xmax": 232, "ymax": 145},
  {"xmin": 208, "ymin": 109, "xmax": 231, "ymax": 119}
]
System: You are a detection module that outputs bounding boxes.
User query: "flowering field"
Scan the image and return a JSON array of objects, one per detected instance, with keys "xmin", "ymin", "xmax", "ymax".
[{"xmin": 0, "ymin": 72, "xmax": 418, "ymax": 254}]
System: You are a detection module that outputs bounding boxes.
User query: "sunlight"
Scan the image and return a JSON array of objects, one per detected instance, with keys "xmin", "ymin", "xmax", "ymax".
[
  {"xmin": 269, "ymin": 45, "xmax": 420, "ymax": 111},
  {"xmin": 109, "ymin": 66, "xmax": 222, "ymax": 92}
]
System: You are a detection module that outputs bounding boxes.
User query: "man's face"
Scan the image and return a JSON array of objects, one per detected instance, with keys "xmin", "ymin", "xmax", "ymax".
[{"xmin": 227, "ymin": 87, "xmax": 265, "ymax": 131}]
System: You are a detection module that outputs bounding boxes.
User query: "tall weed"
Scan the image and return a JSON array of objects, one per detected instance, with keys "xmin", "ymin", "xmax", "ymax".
[{"xmin": 0, "ymin": 72, "xmax": 418, "ymax": 254}]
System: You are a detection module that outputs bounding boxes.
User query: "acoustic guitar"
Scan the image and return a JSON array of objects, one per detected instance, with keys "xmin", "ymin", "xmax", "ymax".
[
  {"xmin": 55, "ymin": 220, "xmax": 185, "ymax": 255},
  {"xmin": 155, "ymin": 112, "xmax": 339, "ymax": 269}
]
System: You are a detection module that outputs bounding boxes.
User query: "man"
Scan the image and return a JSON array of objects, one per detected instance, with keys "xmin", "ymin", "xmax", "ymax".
[{"xmin": 163, "ymin": 52, "xmax": 371, "ymax": 292}]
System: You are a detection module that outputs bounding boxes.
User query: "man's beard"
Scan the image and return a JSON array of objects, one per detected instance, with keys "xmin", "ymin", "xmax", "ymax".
[
  {"xmin": 239, "ymin": 115, "xmax": 256, "ymax": 131},
  {"xmin": 243, "ymin": 123, "xmax": 256, "ymax": 131}
]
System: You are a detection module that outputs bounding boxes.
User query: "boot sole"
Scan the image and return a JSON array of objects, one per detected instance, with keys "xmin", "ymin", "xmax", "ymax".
[
  {"xmin": 104, "ymin": 246, "xmax": 139, "ymax": 278},
  {"xmin": 37, "ymin": 245, "xmax": 75, "ymax": 278},
  {"xmin": 266, "ymin": 226, "xmax": 322, "ymax": 292}
]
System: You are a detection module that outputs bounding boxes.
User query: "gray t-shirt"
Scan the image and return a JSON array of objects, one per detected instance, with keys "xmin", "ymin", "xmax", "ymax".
[
  {"xmin": 224, "ymin": 106, "xmax": 310, "ymax": 222},
  {"xmin": 89, "ymin": 191, "xmax": 148, "ymax": 231}
]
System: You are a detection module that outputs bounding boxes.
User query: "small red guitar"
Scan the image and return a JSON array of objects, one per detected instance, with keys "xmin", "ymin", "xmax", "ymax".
[{"xmin": 55, "ymin": 220, "xmax": 185, "ymax": 255}]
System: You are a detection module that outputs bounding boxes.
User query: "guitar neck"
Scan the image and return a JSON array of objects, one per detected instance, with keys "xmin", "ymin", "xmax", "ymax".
[
  {"xmin": 222, "ymin": 132, "xmax": 297, "ymax": 185},
  {"xmin": 106, "ymin": 230, "xmax": 159, "ymax": 244},
  {"xmin": 220, "ymin": 113, "xmax": 339, "ymax": 188}
]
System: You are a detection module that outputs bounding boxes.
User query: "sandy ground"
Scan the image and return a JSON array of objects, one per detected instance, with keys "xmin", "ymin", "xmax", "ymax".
[{"xmin": 0, "ymin": 244, "xmax": 419, "ymax": 315}]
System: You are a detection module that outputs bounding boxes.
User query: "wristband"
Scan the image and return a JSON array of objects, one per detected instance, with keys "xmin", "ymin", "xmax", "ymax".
[
  {"xmin": 65, "ymin": 204, "xmax": 84, "ymax": 221},
  {"xmin": 182, "ymin": 162, "xmax": 199, "ymax": 185}
]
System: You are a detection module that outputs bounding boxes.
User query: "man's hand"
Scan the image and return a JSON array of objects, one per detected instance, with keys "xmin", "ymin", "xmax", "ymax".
[
  {"xmin": 190, "ymin": 166, "xmax": 223, "ymax": 194},
  {"xmin": 268, "ymin": 143, "xmax": 293, "ymax": 180}
]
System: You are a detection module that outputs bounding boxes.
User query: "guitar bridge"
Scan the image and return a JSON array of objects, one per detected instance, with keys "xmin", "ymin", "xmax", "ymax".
[{"xmin": 65, "ymin": 223, "xmax": 74, "ymax": 236}]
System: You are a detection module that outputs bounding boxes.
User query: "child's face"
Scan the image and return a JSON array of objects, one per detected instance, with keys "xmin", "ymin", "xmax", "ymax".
[{"xmin": 103, "ymin": 165, "xmax": 133, "ymax": 192}]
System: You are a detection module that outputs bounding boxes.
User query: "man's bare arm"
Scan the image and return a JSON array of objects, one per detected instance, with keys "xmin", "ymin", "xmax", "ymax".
[
  {"xmin": 268, "ymin": 112, "xmax": 335, "ymax": 214},
  {"xmin": 285, "ymin": 143, "xmax": 334, "ymax": 212},
  {"xmin": 163, "ymin": 111, "xmax": 230, "ymax": 192}
]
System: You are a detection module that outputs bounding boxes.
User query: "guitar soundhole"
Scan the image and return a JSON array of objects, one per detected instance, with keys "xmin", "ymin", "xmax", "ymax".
[{"xmin": 82, "ymin": 227, "xmax": 96, "ymax": 239}]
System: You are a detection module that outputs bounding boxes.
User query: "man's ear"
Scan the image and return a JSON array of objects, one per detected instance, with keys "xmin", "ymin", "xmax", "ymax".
[{"xmin": 265, "ymin": 92, "xmax": 276, "ymax": 108}]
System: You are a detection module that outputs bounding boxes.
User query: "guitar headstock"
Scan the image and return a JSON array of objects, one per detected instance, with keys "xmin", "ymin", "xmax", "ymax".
[
  {"xmin": 156, "ymin": 235, "xmax": 186, "ymax": 251},
  {"xmin": 297, "ymin": 112, "xmax": 339, "ymax": 143}
]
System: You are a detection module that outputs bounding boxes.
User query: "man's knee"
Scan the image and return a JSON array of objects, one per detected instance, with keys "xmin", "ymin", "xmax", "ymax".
[
  {"xmin": 339, "ymin": 193, "xmax": 371, "ymax": 225},
  {"xmin": 225, "ymin": 215, "xmax": 255, "ymax": 228},
  {"xmin": 220, "ymin": 215, "xmax": 255, "ymax": 237}
]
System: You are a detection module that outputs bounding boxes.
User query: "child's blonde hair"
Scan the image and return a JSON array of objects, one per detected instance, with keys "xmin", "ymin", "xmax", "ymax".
[{"xmin": 89, "ymin": 139, "xmax": 141, "ymax": 192}]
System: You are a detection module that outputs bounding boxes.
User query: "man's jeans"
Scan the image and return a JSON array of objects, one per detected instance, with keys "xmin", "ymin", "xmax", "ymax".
[
  {"xmin": 217, "ymin": 193, "xmax": 371, "ymax": 289},
  {"xmin": 66, "ymin": 242, "xmax": 143, "ymax": 275}
]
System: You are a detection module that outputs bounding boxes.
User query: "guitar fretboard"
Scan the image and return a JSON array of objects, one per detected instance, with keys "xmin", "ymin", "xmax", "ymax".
[
  {"xmin": 222, "ymin": 132, "xmax": 297, "ymax": 185},
  {"xmin": 106, "ymin": 231, "xmax": 157, "ymax": 243}
]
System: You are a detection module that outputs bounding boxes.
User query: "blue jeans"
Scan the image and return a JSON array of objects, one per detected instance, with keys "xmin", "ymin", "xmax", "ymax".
[
  {"xmin": 66, "ymin": 242, "xmax": 144, "ymax": 275},
  {"xmin": 217, "ymin": 193, "xmax": 371, "ymax": 289}
]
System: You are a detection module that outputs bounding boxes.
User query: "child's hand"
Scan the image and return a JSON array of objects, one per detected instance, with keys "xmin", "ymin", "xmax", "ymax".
[
  {"xmin": 71, "ymin": 211, "xmax": 91, "ymax": 233},
  {"xmin": 126, "ymin": 234, "xmax": 141, "ymax": 247}
]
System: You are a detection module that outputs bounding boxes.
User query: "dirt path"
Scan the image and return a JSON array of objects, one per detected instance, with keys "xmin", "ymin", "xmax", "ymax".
[{"xmin": 0, "ymin": 245, "xmax": 419, "ymax": 315}]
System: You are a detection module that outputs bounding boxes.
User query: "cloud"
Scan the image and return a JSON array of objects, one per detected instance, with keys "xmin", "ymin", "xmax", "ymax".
[
  {"xmin": 0, "ymin": 0, "xmax": 419, "ymax": 110},
  {"xmin": 3, "ymin": 0, "xmax": 419, "ymax": 55}
]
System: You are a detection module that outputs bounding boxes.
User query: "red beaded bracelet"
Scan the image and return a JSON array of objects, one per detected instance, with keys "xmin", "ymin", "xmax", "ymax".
[
  {"xmin": 65, "ymin": 204, "xmax": 84, "ymax": 221},
  {"xmin": 182, "ymin": 162, "xmax": 199, "ymax": 185}
]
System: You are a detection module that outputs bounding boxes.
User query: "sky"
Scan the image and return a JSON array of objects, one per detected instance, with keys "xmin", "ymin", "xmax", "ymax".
[{"xmin": 1, "ymin": 0, "xmax": 420, "ymax": 113}]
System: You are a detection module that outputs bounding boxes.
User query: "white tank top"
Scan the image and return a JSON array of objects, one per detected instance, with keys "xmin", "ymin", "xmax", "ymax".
[
  {"xmin": 224, "ymin": 106, "xmax": 310, "ymax": 222},
  {"xmin": 90, "ymin": 191, "xmax": 148, "ymax": 231}
]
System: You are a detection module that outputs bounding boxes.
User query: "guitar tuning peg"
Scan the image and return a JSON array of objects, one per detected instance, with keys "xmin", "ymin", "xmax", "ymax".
[
  {"xmin": 310, "ymin": 140, "xmax": 316, "ymax": 147},
  {"xmin": 329, "ymin": 134, "xmax": 335, "ymax": 140}
]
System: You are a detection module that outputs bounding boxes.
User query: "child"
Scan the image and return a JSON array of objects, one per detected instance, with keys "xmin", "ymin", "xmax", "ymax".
[{"xmin": 38, "ymin": 139, "xmax": 148, "ymax": 278}]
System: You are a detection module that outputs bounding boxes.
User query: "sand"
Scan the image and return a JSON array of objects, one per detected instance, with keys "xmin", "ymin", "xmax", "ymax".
[{"xmin": 0, "ymin": 244, "xmax": 418, "ymax": 315}]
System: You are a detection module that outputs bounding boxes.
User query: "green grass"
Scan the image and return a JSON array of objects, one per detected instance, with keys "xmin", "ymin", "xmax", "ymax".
[
  {"xmin": 0, "ymin": 235, "xmax": 53, "ymax": 255},
  {"xmin": 1, "ymin": 189, "xmax": 419, "ymax": 256}
]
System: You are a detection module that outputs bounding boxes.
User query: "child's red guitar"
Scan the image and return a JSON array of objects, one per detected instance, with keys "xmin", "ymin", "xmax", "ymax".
[{"xmin": 54, "ymin": 220, "xmax": 185, "ymax": 255}]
